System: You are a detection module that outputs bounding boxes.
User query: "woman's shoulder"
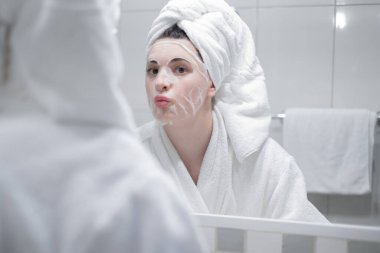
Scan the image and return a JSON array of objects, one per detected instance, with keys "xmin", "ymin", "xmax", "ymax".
[
  {"xmin": 240, "ymin": 138, "xmax": 301, "ymax": 188},
  {"xmin": 137, "ymin": 121, "xmax": 156, "ymax": 142},
  {"xmin": 250, "ymin": 137, "xmax": 296, "ymax": 170},
  {"xmin": 261, "ymin": 138, "xmax": 291, "ymax": 157}
]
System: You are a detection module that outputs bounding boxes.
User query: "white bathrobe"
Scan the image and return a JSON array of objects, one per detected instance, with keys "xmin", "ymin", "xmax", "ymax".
[
  {"xmin": 139, "ymin": 108, "xmax": 328, "ymax": 223},
  {"xmin": 0, "ymin": 0, "xmax": 206, "ymax": 252}
]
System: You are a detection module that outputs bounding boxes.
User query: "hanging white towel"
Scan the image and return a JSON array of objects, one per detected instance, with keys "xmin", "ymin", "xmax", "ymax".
[{"xmin": 283, "ymin": 108, "xmax": 376, "ymax": 194}]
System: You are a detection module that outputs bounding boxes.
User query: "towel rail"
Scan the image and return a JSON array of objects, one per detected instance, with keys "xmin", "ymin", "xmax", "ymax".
[{"xmin": 272, "ymin": 111, "xmax": 380, "ymax": 126}]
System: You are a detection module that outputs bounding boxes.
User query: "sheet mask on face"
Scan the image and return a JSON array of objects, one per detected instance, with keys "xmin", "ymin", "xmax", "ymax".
[{"xmin": 146, "ymin": 40, "xmax": 211, "ymax": 125}]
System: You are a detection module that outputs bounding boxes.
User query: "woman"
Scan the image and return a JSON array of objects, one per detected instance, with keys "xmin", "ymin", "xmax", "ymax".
[{"xmin": 140, "ymin": 0, "xmax": 328, "ymax": 223}]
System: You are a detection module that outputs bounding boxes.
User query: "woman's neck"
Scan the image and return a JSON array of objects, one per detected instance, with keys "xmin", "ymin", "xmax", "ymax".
[{"xmin": 164, "ymin": 109, "xmax": 213, "ymax": 184}]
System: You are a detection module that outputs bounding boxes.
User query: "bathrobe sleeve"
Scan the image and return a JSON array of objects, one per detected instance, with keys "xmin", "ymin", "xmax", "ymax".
[{"xmin": 265, "ymin": 155, "xmax": 329, "ymax": 223}]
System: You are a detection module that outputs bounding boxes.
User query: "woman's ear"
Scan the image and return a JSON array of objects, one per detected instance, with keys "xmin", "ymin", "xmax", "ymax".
[{"xmin": 207, "ymin": 83, "xmax": 216, "ymax": 98}]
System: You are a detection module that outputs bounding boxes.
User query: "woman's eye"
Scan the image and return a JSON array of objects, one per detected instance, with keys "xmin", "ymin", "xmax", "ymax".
[
  {"xmin": 175, "ymin": 66, "xmax": 186, "ymax": 74},
  {"xmin": 147, "ymin": 67, "xmax": 159, "ymax": 75}
]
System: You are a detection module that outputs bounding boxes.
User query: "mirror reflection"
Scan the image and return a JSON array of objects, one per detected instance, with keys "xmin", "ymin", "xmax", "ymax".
[{"xmin": 119, "ymin": 0, "xmax": 379, "ymax": 229}]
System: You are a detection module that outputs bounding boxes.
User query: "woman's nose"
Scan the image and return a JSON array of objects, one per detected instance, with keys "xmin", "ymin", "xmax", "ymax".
[{"xmin": 155, "ymin": 71, "xmax": 172, "ymax": 92}]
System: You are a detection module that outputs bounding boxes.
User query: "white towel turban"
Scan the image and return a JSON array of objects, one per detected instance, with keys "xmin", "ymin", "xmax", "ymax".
[{"xmin": 147, "ymin": 0, "xmax": 271, "ymax": 161}]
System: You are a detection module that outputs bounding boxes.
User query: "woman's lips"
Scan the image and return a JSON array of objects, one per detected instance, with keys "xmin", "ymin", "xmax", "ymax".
[{"xmin": 154, "ymin": 95, "xmax": 171, "ymax": 109}]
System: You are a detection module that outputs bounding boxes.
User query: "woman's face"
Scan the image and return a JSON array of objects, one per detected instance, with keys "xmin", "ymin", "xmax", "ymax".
[{"xmin": 145, "ymin": 38, "xmax": 214, "ymax": 124}]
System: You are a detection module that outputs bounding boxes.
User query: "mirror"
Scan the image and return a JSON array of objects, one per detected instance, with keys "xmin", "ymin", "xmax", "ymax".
[{"xmin": 117, "ymin": 0, "xmax": 380, "ymax": 229}]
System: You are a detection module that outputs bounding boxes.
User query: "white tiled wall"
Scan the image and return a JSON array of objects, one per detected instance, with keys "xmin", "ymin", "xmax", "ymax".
[
  {"xmin": 256, "ymin": 6, "xmax": 334, "ymax": 113},
  {"xmin": 228, "ymin": 0, "xmax": 257, "ymax": 8},
  {"xmin": 236, "ymin": 8, "xmax": 258, "ymax": 40},
  {"xmin": 121, "ymin": 0, "xmax": 167, "ymax": 11},
  {"xmin": 118, "ymin": 10, "xmax": 157, "ymax": 124},
  {"xmin": 337, "ymin": 0, "xmax": 380, "ymax": 4},
  {"xmin": 117, "ymin": 0, "xmax": 380, "ymax": 227},
  {"xmin": 258, "ymin": 0, "xmax": 334, "ymax": 6},
  {"xmin": 333, "ymin": 5, "xmax": 380, "ymax": 110}
]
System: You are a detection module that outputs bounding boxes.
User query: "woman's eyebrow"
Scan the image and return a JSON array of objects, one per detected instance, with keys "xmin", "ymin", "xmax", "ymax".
[
  {"xmin": 148, "ymin": 59, "xmax": 158, "ymax": 64},
  {"xmin": 170, "ymin": 58, "xmax": 191, "ymax": 64}
]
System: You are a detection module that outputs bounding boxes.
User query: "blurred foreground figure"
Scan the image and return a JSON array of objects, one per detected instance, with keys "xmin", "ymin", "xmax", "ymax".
[{"xmin": 0, "ymin": 0, "xmax": 206, "ymax": 252}]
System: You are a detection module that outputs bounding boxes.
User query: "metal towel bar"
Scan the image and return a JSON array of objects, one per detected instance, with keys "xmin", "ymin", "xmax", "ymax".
[{"xmin": 272, "ymin": 111, "xmax": 380, "ymax": 126}]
